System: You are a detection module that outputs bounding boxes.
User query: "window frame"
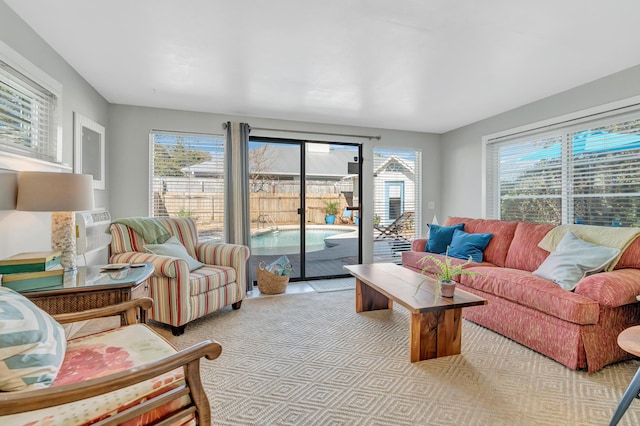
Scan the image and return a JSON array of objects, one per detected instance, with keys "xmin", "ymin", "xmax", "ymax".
[
  {"xmin": 149, "ymin": 130, "xmax": 226, "ymax": 241},
  {"xmin": 483, "ymin": 95, "xmax": 640, "ymax": 225},
  {"xmin": 0, "ymin": 41, "xmax": 63, "ymax": 171}
]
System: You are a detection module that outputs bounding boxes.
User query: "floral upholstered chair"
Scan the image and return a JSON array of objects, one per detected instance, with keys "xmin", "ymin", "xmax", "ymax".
[
  {"xmin": 0, "ymin": 290, "xmax": 220, "ymax": 425},
  {"xmin": 109, "ymin": 217, "xmax": 250, "ymax": 335}
]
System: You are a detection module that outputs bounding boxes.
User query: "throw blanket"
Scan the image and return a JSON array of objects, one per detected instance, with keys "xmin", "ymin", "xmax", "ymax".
[
  {"xmin": 538, "ymin": 224, "xmax": 640, "ymax": 271},
  {"xmin": 112, "ymin": 217, "xmax": 171, "ymax": 244}
]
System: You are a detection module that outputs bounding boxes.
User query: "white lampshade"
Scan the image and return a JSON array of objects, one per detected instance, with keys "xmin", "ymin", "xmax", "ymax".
[
  {"xmin": 16, "ymin": 172, "xmax": 95, "ymax": 270},
  {"xmin": 17, "ymin": 172, "xmax": 95, "ymax": 212}
]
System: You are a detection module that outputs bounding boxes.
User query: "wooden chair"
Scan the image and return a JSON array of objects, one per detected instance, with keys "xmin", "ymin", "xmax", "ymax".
[{"xmin": 0, "ymin": 298, "xmax": 221, "ymax": 425}]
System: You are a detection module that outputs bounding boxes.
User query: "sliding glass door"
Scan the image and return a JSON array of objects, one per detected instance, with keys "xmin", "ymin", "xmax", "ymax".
[{"xmin": 248, "ymin": 137, "xmax": 361, "ymax": 283}]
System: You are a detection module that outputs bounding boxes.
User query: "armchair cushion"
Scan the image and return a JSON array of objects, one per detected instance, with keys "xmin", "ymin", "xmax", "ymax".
[
  {"xmin": 144, "ymin": 236, "xmax": 204, "ymax": 271},
  {"xmin": 5, "ymin": 324, "xmax": 191, "ymax": 425},
  {"xmin": 0, "ymin": 288, "xmax": 66, "ymax": 392}
]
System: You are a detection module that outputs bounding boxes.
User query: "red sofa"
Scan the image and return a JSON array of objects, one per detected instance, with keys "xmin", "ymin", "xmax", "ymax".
[{"xmin": 401, "ymin": 216, "xmax": 640, "ymax": 373}]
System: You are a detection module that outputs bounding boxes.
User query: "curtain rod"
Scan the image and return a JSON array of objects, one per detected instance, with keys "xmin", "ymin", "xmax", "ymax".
[{"xmin": 222, "ymin": 122, "xmax": 381, "ymax": 140}]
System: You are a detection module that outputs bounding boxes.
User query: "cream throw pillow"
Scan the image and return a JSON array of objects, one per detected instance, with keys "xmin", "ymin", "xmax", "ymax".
[{"xmin": 533, "ymin": 231, "xmax": 620, "ymax": 290}]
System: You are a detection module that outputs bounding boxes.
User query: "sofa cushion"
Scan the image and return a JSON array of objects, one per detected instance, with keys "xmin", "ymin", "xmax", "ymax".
[
  {"xmin": 0, "ymin": 287, "xmax": 66, "ymax": 391},
  {"xmin": 426, "ymin": 223, "xmax": 464, "ymax": 254},
  {"xmin": 504, "ymin": 221, "xmax": 555, "ymax": 272},
  {"xmin": 402, "ymin": 251, "xmax": 494, "ymax": 275},
  {"xmin": 447, "ymin": 229, "xmax": 493, "ymax": 262},
  {"xmin": 144, "ymin": 236, "xmax": 204, "ymax": 272},
  {"xmin": 533, "ymin": 232, "xmax": 620, "ymax": 290},
  {"xmin": 459, "ymin": 267, "xmax": 600, "ymax": 325},
  {"xmin": 444, "ymin": 217, "xmax": 518, "ymax": 267}
]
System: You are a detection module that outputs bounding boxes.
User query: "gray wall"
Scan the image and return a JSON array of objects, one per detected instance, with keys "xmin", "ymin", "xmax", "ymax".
[
  {"xmin": 440, "ymin": 64, "xmax": 640, "ymax": 220},
  {"xmin": 108, "ymin": 104, "xmax": 440, "ymax": 263},
  {"xmin": 0, "ymin": 1, "xmax": 109, "ymax": 259}
]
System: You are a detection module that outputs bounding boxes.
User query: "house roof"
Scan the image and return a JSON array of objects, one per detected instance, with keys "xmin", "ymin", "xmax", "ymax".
[{"xmin": 187, "ymin": 144, "xmax": 359, "ymax": 178}]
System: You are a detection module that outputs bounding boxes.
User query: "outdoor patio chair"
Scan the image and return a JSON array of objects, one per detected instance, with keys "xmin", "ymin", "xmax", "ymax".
[
  {"xmin": 374, "ymin": 211, "xmax": 414, "ymax": 240},
  {"xmin": 339, "ymin": 207, "xmax": 354, "ymax": 224}
]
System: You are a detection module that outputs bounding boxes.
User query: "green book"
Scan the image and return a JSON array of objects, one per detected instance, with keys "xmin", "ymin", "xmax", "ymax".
[
  {"xmin": 0, "ymin": 251, "xmax": 62, "ymax": 274},
  {"xmin": 1, "ymin": 268, "xmax": 64, "ymax": 292}
]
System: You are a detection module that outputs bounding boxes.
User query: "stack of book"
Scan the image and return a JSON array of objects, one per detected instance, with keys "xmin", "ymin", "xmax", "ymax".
[{"xmin": 0, "ymin": 251, "xmax": 63, "ymax": 292}]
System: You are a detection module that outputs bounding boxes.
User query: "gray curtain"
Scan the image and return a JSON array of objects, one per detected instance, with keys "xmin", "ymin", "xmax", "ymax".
[{"xmin": 224, "ymin": 122, "xmax": 252, "ymax": 291}]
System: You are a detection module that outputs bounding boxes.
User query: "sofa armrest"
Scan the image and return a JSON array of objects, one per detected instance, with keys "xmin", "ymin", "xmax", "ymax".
[
  {"xmin": 111, "ymin": 252, "xmax": 191, "ymax": 279},
  {"xmin": 412, "ymin": 238, "xmax": 427, "ymax": 252},
  {"xmin": 575, "ymin": 269, "xmax": 640, "ymax": 308},
  {"xmin": 0, "ymin": 339, "xmax": 222, "ymax": 419},
  {"xmin": 52, "ymin": 297, "xmax": 153, "ymax": 326}
]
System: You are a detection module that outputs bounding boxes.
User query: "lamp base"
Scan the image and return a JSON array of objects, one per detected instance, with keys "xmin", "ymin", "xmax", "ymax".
[{"xmin": 51, "ymin": 211, "xmax": 77, "ymax": 271}]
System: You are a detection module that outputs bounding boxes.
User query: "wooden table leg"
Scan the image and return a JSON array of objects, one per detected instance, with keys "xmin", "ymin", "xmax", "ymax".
[
  {"xmin": 410, "ymin": 308, "xmax": 463, "ymax": 362},
  {"xmin": 355, "ymin": 279, "xmax": 393, "ymax": 313}
]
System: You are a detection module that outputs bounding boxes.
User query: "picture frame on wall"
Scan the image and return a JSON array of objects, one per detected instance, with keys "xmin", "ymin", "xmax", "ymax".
[{"xmin": 74, "ymin": 112, "xmax": 105, "ymax": 189}]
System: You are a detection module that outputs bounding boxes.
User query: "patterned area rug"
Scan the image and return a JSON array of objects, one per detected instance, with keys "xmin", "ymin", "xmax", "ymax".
[
  {"xmin": 308, "ymin": 277, "xmax": 356, "ymax": 293},
  {"xmin": 154, "ymin": 290, "xmax": 640, "ymax": 425}
]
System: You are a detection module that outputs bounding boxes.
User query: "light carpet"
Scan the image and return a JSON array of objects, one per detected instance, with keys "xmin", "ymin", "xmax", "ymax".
[
  {"xmin": 308, "ymin": 277, "xmax": 356, "ymax": 293},
  {"xmin": 154, "ymin": 290, "xmax": 640, "ymax": 425}
]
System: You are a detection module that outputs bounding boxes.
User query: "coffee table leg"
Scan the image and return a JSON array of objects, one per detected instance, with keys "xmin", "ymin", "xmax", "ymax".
[
  {"xmin": 355, "ymin": 279, "xmax": 393, "ymax": 313},
  {"xmin": 410, "ymin": 308, "xmax": 463, "ymax": 362}
]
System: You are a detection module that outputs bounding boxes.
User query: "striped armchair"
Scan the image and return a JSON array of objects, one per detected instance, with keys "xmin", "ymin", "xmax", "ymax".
[{"xmin": 109, "ymin": 217, "xmax": 250, "ymax": 336}]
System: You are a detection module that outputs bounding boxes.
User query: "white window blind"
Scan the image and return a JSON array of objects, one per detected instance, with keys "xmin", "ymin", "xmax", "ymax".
[
  {"xmin": 0, "ymin": 59, "xmax": 59, "ymax": 163},
  {"xmin": 487, "ymin": 108, "xmax": 640, "ymax": 227},
  {"xmin": 151, "ymin": 132, "xmax": 225, "ymax": 241},
  {"xmin": 373, "ymin": 148, "xmax": 421, "ymax": 264}
]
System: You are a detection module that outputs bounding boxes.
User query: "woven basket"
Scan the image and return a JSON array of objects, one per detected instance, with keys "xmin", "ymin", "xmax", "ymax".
[{"xmin": 257, "ymin": 263, "xmax": 290, "ymax": 295}]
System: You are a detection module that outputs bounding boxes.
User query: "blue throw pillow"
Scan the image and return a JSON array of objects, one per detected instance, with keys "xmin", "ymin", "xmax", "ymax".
[
  {"xmin": 426, "ymin": 223, "xmax": 465, "ymax": 254},
  {"xmin": 447, "ymin": 229, "xmax": 493, "ymax": 262}
]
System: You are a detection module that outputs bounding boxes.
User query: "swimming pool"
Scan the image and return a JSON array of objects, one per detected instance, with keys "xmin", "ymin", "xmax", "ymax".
[{"xmin": 251, "ymin": 229, "xmax": 350, "ymax": 256}]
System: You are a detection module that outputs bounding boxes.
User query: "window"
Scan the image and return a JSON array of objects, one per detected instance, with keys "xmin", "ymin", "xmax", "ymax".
[
  {"xmin": 151, "ymin": 131, "xmax": 225, "ymax": 241},
  {"xmin": 486, "ymin": 106, "xmax": 640, "ymax": 227},
  {"xmin": 373, "ymin": 148, "xmax": 421, "ymax": 264},
  {"xmin": 0, "ymin": 42, "xmax": 60, "ymax": 165}
]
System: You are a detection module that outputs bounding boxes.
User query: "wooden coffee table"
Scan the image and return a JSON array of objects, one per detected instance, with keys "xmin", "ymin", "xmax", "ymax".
[{"xmin": 344, "ymin": 263, "xmax": 488, "ymax": 362}]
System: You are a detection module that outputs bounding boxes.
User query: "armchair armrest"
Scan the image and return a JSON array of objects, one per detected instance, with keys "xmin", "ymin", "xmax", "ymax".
[
  {"xmin": 0, "ymin": 339, "xmax": 222, "ymax": 420},
  {"xmin": 53, "ymin": 297, "xmax": 153, "ymax": 326},
  {"xmin": 111, "ymin": 252, "xmax": 191, "ymax": 279},
  {"xmin": 195, "ymin": 241, "xmax": 250, "ymax": 268}
]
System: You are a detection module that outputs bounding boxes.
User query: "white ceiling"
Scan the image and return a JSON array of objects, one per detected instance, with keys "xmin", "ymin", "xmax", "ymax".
[{"xmin": 6, "ymin": 0, "xmax": 640, "ymax": 134}]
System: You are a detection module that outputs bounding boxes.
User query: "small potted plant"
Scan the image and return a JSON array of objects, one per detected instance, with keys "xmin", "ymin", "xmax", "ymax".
[
  {"xmin": 416, "ymin": 248, "xmax": 479, "ymax": 298},
  {"xmin": 323, "ymin": 200, "xmax": 339, "ymax": 224}
]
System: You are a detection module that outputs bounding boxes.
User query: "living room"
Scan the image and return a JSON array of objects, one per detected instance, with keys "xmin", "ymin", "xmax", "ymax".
[{"xmin": 2, "ymin": 1, "xmax": 640, "ymax": 424}]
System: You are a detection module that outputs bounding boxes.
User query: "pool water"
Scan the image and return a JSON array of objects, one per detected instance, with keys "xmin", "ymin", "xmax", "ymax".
[{"xmin": 251, "ymin": 229, "xmax": 347, "ymax": 256}]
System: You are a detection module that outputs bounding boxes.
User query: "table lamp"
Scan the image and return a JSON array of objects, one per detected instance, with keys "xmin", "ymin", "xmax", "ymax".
[{"xmin": 16, "ymin": 172, "xmax": 95, "ymax": 270}]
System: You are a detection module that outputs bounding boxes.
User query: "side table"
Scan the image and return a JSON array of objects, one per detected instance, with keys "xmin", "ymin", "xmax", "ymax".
[
  {"xmin": 19, "ymin": 263, "xmax": 154, "ymax": 319},
  {"xmin": 610, "ymin": 326, "xmax": 640, "ymax": 425}
]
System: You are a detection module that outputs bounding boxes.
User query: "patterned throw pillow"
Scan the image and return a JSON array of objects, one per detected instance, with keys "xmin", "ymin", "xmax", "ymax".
[{"xmin": 0, "ymin": 287, "xmax": 66, "ymax": 391}]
